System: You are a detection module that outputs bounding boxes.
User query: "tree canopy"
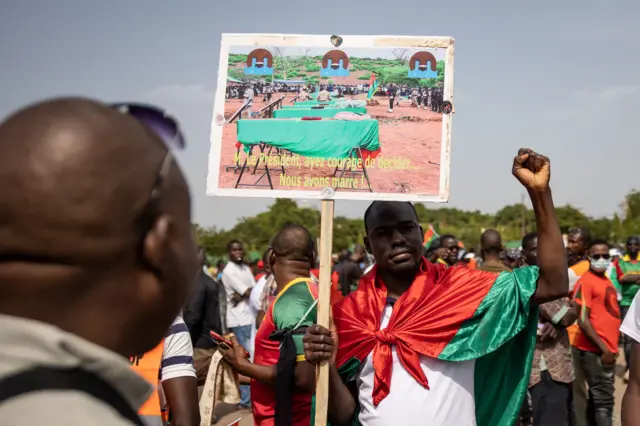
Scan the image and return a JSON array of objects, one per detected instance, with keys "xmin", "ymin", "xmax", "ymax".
[{"xmin": 196, "ymin": 190, "xmax": 640, "ymax": 260}]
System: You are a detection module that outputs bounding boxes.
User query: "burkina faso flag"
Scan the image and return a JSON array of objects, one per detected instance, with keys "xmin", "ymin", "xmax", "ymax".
[
  {"xmin": 323, "ymin": 259, "xmax": 539, "ymax": 426},
  {"xmin": 423, "ymin": 224, "xmax": 439, "ymax": 249}
]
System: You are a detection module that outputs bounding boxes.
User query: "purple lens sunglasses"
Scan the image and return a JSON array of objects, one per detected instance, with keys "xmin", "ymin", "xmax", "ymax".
[{"xmin": 110, "ymin": 103, "xmax": 186, "ymax": 237}]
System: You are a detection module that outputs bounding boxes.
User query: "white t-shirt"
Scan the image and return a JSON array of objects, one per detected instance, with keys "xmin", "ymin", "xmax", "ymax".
[
  {"xmin": 221, "ymin": 262, "xmax": 255, "ymax": 328},
  {"xmin": 248, "ymin": 275, "xmax": 268, "ymax": 359},
  {"xmin": 621, "ymin": 291, "xmax": 640, "ymax": 343},
  {"xmin": 356, "ymin": 303, "xmax": 476, "ymax": 426}
]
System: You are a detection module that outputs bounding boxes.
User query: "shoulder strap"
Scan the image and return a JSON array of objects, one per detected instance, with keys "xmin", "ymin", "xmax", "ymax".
[{"xmin": 0, "ymin": 367, "xmax": 144, "ymax": 426}]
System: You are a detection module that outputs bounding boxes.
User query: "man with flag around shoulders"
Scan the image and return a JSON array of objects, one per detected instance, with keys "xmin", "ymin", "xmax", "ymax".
[{"xmin": 303, "ymin": 149, "xmax": 569, "ymax": 426}]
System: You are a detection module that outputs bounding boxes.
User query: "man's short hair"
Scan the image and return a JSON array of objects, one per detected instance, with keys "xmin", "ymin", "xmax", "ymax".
[
  {"xmin": 587, "ymin": 238, "xmax": 609, "ymax": 250},
  {"xmin": 227, "ymin": 239, "xmax": 242, "ymax": 251},
  {"xmin": 439, "ymin": 234, "xmax": 456, "ymax": 245},
  {"xmin": 270, "ymin": 224, "xmax": 315, "ymax": 263},
  {"xmin": 568, "ymin": 227, "xmax": 592, "ymax": 244}
]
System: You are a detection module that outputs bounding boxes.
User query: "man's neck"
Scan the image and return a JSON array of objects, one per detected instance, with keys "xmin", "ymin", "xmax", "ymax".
[
  {"xmin": 589, "ymin": 269, "xmax": 606, "ymax": 277},
  {"xmin": 627, "ymin": 253, "xmax": 638, "ymax": 261},
  {"xmin": 482, "ymin": 254, "xmax": 501, "ymax": 264},
  {"xmin": 379, "ymin": 266, "xmax": 419, "ymax": 299},
  {"xmin": 568, "ymin": 254, "xmax": 586, "ymax": 267},
  {"xmin": 274, "ymin": 263, "xmax": 311, "ymax": 293}
]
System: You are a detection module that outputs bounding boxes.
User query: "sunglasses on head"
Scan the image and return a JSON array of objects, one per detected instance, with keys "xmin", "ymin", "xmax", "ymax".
[
  {"xmin": 110, "ymin": 103, "xmax": 186, "ymax": 243},
  {"xmin": 591, "ymin": 254, "xmax": 610, "ymax": 260}
]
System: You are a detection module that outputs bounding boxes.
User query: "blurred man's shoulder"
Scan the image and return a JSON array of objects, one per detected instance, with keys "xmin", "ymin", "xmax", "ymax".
[{"xmin": 0, "ymin": 390, "xmax": 138, "ymax": 425}]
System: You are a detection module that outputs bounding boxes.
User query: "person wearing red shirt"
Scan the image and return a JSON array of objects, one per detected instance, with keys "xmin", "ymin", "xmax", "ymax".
[{"xmin": 574, "ymin": 239, "xmax": 621, "ymax": 426}]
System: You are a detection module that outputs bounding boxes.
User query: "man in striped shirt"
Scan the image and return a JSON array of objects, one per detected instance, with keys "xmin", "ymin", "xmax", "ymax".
[{"xmin": 158, "ymin": 317, "xmax": 200, "ymax": 426}]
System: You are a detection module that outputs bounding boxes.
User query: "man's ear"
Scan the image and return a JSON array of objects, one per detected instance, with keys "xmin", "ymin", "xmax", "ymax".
[
  {"xmin": 141, "ymin": 214, "xmax": 173, "ymax": 274},
  {"xmin": 364, "ymin": 236, "xmax": 371, "ymax": 254},
  {"xmin": 268, "ymin": 249, "xmax": 277, "ymax": 270}
]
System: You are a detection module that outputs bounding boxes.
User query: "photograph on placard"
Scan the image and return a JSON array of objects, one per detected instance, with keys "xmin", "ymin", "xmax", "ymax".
[{"xmin": 207, "ymin": 34, "xmax": 454, "ymax": 202}]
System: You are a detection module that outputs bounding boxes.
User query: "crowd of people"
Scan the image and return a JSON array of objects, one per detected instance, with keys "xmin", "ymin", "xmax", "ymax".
[{"xmin": 1, "ymin": 97, "xmax": 639, "ymax": 426}]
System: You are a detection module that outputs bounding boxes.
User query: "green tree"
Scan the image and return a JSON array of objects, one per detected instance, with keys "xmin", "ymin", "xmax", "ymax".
[{"xmin": 195, "ymin": 194, "xmax": 640, "ymax": 257}]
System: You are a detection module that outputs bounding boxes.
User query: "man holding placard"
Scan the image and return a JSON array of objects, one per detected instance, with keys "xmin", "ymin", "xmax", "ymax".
[{"xmin": 303, "ymin": 149, "xmax": 569, "ymax": 426}]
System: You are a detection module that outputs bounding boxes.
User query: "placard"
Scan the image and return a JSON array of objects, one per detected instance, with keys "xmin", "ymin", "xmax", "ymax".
[{"xmin": 207, "ymin": 34, "xmax": 455, "ymax": 202}]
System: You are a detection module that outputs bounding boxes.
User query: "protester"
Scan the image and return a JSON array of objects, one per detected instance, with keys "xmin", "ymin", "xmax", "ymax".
[
  {"xmin": 133, "ymin": 316, "xmax": 200, "ymax": 426},
  {"xmin": 338, "ymin": 250, "xmax": 362, "ymax": 296},
  {"xmin": 522, "ymin": 231, "xmax": 578, "ymax": 426},
  {"xmin": 221, "ymin": 240, "xmax": 255, "ymax": 409},
  {"xmin": 184, "ymin": 246, "xmax": 224, "ymax": 386},
  {"xmin": 565, "ymin": 227, "xmax": 593, "ymax": 426},
  {"xmin": 216, "ymin": 260, "xmax": 226, "ymax": 281},
  {"xmin": 477, "ymin": 229, "xmax": 511, "ymax": 273},
  {"xmin": 611, "ymin": 235, "xmax": 640, "ymax": 382},
  {"xmin": 0, "ymin": 98, "xmax": 198, "ymax": 425},
  {"xmin": 438, "ymin": 234, "xmax": 460, "ymax": 266},
  {"xmin": 573, "ymin": 239, "xmax": 621, "ymax": 426},
  {"xmin": 352, "ymin": 243, "xmax": 371, "ymax": 272},
  {"xmin": 221, "ymin": 224, "xmax": 318, "ymax": 425},
  {"xmin": 303, "ymin": 149, "xmax": 568, "ymax": 426},
  {"xmin": 504, "ymin": 248, "xmax": 523, "ymax": 270},
  {"xmin": 425, "ymin": 238, "xmax": 447, "ymax": 264},
  {"xmin": 621, "ymin": 291, "xmax": 640, "ymax": 425}
]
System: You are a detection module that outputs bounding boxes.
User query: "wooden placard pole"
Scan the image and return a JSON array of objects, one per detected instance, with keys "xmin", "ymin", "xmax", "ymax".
[{"xmin": 314, "ymin": 198, "xmax": 334, "ymax": 426}]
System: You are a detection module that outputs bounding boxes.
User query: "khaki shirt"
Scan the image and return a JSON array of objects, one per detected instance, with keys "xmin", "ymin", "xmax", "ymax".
[
  {"xmin": 477, "ymin": 260, "xmax": 512, "ymax": 273},
  {"xmin": 0, "ymin": 314, "xmax": 153, "ymax": 425}
]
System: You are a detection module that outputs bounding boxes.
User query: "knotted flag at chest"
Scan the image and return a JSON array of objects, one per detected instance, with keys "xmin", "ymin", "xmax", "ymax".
[{"xmin": 331, "ymin": 258, "xmax": 539, "ymax": 426}]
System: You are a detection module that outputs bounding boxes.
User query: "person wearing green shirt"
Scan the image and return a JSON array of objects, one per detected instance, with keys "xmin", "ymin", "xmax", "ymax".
[{"xmin": 611, "ymin": 235, "xmax": 640, "ymax": 381}]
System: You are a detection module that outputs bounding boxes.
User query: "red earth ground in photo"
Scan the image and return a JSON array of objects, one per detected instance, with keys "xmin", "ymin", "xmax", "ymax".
[{"xmin": 216, "ymin": 93, "xmax": 442, "ymax": 195}]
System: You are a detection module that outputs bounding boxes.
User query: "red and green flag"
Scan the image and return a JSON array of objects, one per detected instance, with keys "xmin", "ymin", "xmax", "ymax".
[
  {"xmin": 327, "ymin": 260, "xmax": 539, "ymax": 426},
  {"xmin": 423, "ymin": 224, "xmax": 439, "ymax": 248}
]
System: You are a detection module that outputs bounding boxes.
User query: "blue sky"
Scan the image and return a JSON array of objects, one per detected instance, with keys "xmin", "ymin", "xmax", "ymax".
[{"xmin": 2, "ymin": 0, "xmax": 639, "ymax": 229}]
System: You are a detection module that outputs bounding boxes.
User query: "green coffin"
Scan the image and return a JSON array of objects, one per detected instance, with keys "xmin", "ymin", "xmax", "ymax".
[
  {"xmin": 273, "ymin": 107, "xmax": 367, "ymax": 118},
  {"xmin": 236, "ymin": 118, "xmax": 380, "ymax": 159}
]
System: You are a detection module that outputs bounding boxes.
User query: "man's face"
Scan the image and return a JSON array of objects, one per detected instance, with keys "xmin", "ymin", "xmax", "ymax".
[
  {"xmin": 627, "ymin": 238, "xmax": 639, "ymax": 256},
  {"xmin": 566, "ymin": 232, "xmax": 587, "ymax": 258},
  {"xmin": 364, "ymin": 203, "xmax": 423, "ymax": 274},
  {"xmin": 228, "ymin": 243, "xmax": 244, "ymax": 263},
  {"xmin": 523, "ymin": 237, "xmax": 538, "ymax": 266},
  {"xmin": 589, "ymin": 244, "xmax": 610, "ymax": 273},
  {"xmin": 442, "ymin": 237, "xmax": 459, "ymax": 266}
]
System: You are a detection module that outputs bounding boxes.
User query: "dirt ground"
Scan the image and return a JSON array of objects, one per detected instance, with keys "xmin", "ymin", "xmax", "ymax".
[
  {"xmin": 214, "ymin": 362, "xmax": 628, "ymax": 426},
  {"xmin": 215, "ymin": 93, "xmax": 442, "ymax": 195}
]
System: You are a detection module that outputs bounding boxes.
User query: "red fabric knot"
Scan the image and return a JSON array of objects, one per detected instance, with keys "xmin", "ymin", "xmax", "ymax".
[{"xmin": 375, "ymin": 329, "xmax": 397, "ymax": 345}]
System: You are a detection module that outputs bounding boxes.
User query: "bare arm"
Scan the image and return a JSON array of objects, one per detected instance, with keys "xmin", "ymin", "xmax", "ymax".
[
  {"xmin": 530, "ymin": 189, "xmax": 568, "ymax": 303},
  {"xmin": 559, "ymin": 303, "xmax": 579, "ymax": 327},
  {"xmin": 620, "ymin": 274, "xmax": 640, "ymax": 284},
  {"xmin": 577, "ymin": 306, "xmax": 610, "ymax": 354},
  {"xmin": 162, "ymin": 377, "xmax": 200, "ymax": 426},
  {"xmin": 303, "ymin": 325, "xmax": 357, "ymax": 426},
  {"xmin": 233, "ymin": 358, "xmax": 317, "ymax": 393},
  {"xmin": 539, "ymin": 299, "xmax": 577, "ymax": 327},
  {"xmin": 623, "ymin": 342, "xmax": 640, "ymax": 426},
  {"xmin": 327, "ymin": 365, "xmax": 358, "ymax": 426}
]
